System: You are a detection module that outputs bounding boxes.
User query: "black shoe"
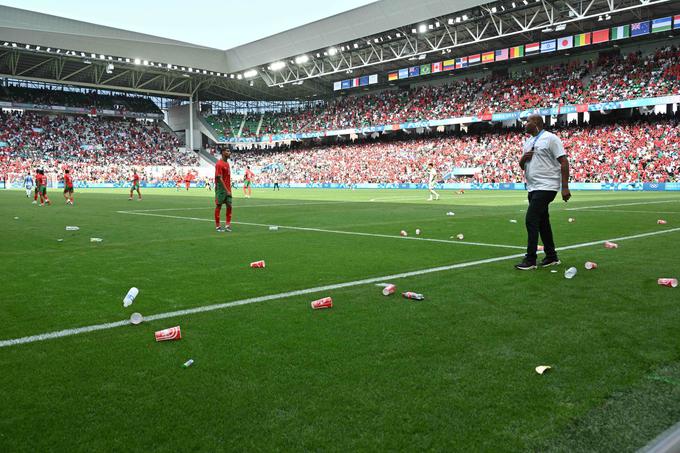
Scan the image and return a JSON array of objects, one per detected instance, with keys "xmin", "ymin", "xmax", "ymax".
[
  {"xmin": 514, "ymin": 259, "xmax": 537, "ymax": 270},
  {"xmin": 540, "ymin": 257, "xmax": 561, "ymax": 267}
]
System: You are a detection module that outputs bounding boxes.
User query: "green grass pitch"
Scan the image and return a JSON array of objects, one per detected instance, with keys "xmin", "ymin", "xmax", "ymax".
[{"xmin": 1, "ymin": 187, "xmax": 679, "ymax": 452}]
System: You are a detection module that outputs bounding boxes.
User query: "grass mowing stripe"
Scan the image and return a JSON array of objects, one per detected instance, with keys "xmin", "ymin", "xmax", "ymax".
[
  {"xmin": 3, "ymin": 225, "xmax": 680, "ymax": 350},
  {"xmin": 116, "ymin": 210, "xmax": 525, "ymax": 250},
  {"xmin": 122, "ymin": 201, "xmax": 349, "ymax": 212},
  {"xmin": 566, "ymin": 200, "xmax": 679, "ymax": 211}
]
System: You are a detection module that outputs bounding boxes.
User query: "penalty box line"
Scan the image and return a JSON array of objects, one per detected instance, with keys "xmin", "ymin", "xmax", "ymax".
[
  {"xmin": 115, "ymin": 210, "xmax": 525, "ymax": 250},
  {"xmin": 2, "ymin": 226, "xmax": 680, "ymax": 350}
]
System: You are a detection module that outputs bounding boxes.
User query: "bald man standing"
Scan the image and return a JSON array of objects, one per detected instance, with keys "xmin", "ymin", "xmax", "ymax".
[{"xmin": 515, "ymin": 115, "xmax": 571, "ymax": 270}]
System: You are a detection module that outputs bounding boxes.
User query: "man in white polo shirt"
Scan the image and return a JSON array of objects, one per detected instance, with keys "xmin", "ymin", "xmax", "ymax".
[{"xmin": 515, "ymin": 114, "xmax": 571, "ymax": 270}]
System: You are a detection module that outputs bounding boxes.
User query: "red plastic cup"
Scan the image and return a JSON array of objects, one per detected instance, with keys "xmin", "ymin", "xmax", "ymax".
[
  {"xmin": 658, "ymin": 278, "xmax": 678, "ymax": 288},
  {"xmin": 250, "ymin": 260, "xmax": 266, "ymax": 268},
  {"xmin": 382, "ymin": 284, "xmax": 396, "ymax": 296},
  {"xmin": 585, "ymin": 261, "xmax": 597, "ymax": 270},
  {"xmin": 311, "ymin": 297, "xmax": 333, "ymax": 309},
  {"xmin": 604, "ymin": 241, "xmax": 618, "ymax": 249},
  {"xmin": 155, "ymin": 326, "xmax": 182, "ymax": 342},
  {"xmin": 658, "ymin": 219, "xmax": 668, "ymax": 225}
]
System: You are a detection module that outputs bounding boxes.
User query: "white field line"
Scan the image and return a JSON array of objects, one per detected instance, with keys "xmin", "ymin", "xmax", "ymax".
[
  {"xmin": 563, "ymin": 209, "xmax": 680, "ymax": 215},
  {"xmin": 122, "ymin": 201, "xmax": 346, "ymax": 213},
  {"xmin": 116, "ymin": 210, "xmax": 525, "ymax": 250},
  {"xmin": 566, "ymin": 200, "xmax": 680, "ymax": 211},
  {"xmin": 3, "ymin": 226, "xmax": 680, "ymax": 349}
]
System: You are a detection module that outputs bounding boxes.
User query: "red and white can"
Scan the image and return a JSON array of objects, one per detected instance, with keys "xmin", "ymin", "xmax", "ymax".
[
  {"xmin": 250, "ymin": 260, "xmax": 266, "ymax": 268},
  {"xmin": 658, "ymin": 278, "xmax": 678, "ymax": 288},
  {"xmin": 658, "ymin": 219, "xmax": 668, "ymax": 225},
  {"xmin": 382, "ymin": 284, "xmax": 396, "ymax": 296},
  {"xmin": 604, "ymin": 241, "xmax": 618, "ymax": 249},
  {"xmin": 585, "ymin": 261, "xmax": 597, "ymax": 270},
  {"xmin": 311, "ymin": 297, "xmax": 333, "ymax": 309},
  {"xmin": 155, "ymin": 326, "xmax": 182, "ymax": 342}
]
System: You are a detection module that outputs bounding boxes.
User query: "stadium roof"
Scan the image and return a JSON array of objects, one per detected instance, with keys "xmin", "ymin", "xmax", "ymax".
[{"xmin": 0, "ymin": 0, "xmax": 677, "ymax": 102}]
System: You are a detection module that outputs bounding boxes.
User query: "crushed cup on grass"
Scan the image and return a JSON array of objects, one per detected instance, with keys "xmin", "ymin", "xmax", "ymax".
[
  {"xmin": 250, "ymin": 260, "xmax": 266, "ymax": 268},
  {"xmin": 585, "ymin": 261, "xmax": 598, "ymax": 270},
  {"xmin": 658, "ymin": 278, "xmax": 678, "ymax": 288},
  {"xmin": 155, "ymin": 326, "xmax": 181, "ymax": 341},
  {"xmin": 564, "ymin": 267, "xmax": 578, "ymax": 279},
  {"xmin": 400, "ymin": 230, "xmax": 408, "ymax": 237},
  {"xmin": 65, "ymin": 226, "xmax": 79, "ymax": 231},
  {"xmin": 311, "ymin": 297, "xmax": 333, "ymax": 309},
  {"xmin": 382, "ymin": 284, "xmax": 396, "ymax": 296},
  {"xmin": 535, "ymin": 366, "xmax": 551, "ymax": 375},
  {"xmin": 604, "ymin": 241, "xmax": 618, "ymax": 249},
  {"xmin": 658, "ymin": 219, "xmax": 667, "ymax": 225}
]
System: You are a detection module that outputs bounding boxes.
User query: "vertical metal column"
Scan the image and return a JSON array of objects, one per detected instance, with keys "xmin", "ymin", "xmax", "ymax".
[{"xmin": 188, "ymin": 94, "xmax": 194, "ymax": 151}]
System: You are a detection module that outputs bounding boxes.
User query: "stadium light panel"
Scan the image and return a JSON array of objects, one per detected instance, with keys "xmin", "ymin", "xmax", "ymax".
[
  {"xmin": 91, "ymin": 53, "xmax": 96, "ymax": 58},
  {"xmin": 411, "ymin": 28, "xmax": 417, "ymax": 33},
  {"xmin": 295, "ymin": 55, "xmax": 309, "ymax": 64},
  {"xmin": 353, "ymin": 43, "xmax": 359, "ymax": 49},
  {"xmin": 230, "ymin": 74, "xmax": 235, "ymax": 78},
  {"xmin": 100, "ymin": 54, "xmax": 105, "ymax": 60},
  {"xmin": 244, "ymin": 69, "xmax": 258, "ymax": 78},
  {"xmin": 396, "ymin": 32, "xmax": 401, "ymax": 38},
  {"xmin": 80, "ymin": 52, "xmax": 86, "ymax": 57},
  {"xmin": 56, "ymin": 49, "xmax": 61, "ymax": 53},
  {"xmin": 11, "ymin": 43, "xmax": 17, "ymax": 47},
  {"xmin": 462, "ymin": 15, "xmax": 468, "ymax": 21},
  {"xmin": 448, "ymin": 18, "xmax": 454, "ymax": 24},
  {"xmin": 269, "ymin": 61, "xmax": 286, "ymax": 71},
  {"xmin": 491, "ymin": 7, "xmax": 497, "ymax": 13},
  {"xmin": 418, "ymin": 24, "xmax": 427, "ymax": 33},
  {"xmin": 455, "ymin": 17, "xmax": 461, "ymax": 23},
  {"xmin": 428, "ymin": 24, "xmax": 434, "ymax": 30},
  {"xmin": 134, "ymin": 58, "xmax": 141, "ymax": 65},
  {"xmin": 35, "ymin": 46, "xmax": 40, "ymax": 50},
  {"xmin": 143, "ymin": 60, "xmax": 149, "ymax": 66},
  {"xmin": 237, "ymin": 74, "xmax": 242, "ymax": 80},
  {"xmin": 328, "ymin": 47, "xmax": 338, "ymax": 56},
  {"xmin": 435, "ymin": 22, "xmax": 440, "ymax": 27}
]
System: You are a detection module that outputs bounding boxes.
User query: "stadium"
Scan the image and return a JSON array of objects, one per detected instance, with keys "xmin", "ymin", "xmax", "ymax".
[{"xmin": 1, "ymin": 0, "xmax": 680, "ymax": 450}]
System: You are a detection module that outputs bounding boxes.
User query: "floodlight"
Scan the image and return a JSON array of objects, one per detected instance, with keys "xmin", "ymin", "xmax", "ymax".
[
  {"xmin": 328, "ymin": 47, "xmax": 338, "ymax": 56},
  {"xmin": 244, "ymin": 69, "xmax": 258, "ymax": 78},
  {"xmin": 269, "ymin": 61, "xmax": 286, "ymax": 70},
  {"xmin": 295, "ymin": 55, "xmax": 309, "ymax": 64},
  {"xmin": 418, "ymin": 24, "xmax": 427, "ymax": 33}
]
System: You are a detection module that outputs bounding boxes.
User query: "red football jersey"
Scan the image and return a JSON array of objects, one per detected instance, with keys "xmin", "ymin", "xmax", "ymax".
[
  {"xmin": 245, "ymin": 169, "xmax": 254, "ymax": 181},
  {"xmin": 132, "ymin": 173, "xmax": 140, "ymax": 184},
  {"xmin": 64, "ymin": 174, "xmax": 73, "ymax": 187},
  {"xmin": 215, "ymin": 160, "xmax": 231, "ymax": 190}
]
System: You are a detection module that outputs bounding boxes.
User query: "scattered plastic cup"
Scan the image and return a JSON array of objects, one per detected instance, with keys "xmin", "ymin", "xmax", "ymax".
[
  {"xmin": 509, "ymin": 219, "xmax": 518, "ymax": 223},
  {"xmin": 269, "ymin": 226, "xmax": 279, "ymax": 231},
  {"xmin": 182, "ymin": 359, "xmax": 194, "ymax": 368},
  {"xmin": 250, "ymin": 260, "xmax": 266, "ymax": 268},
  {"xmin": 446, "ymin": 212, "xmax": 455, "ymax": 216},
  {"xmin": 658, "ymin": 219, "xmax": 667, "ymax": 225},
  {"xmin": 311, "ymin": 297, "xmax": 333, "ymax": 309},
  {"xmin": 90, "ymin": 237, "xmax": 103, "ymax": 243},
  {"xmin": 604, "ymin": 241, "xmax": 618, "ymax": 249},
  {"xmin": 123, "ymin": 287, "xmax": 139, "ymax": 307},
  {"xmin": 658, "ymin": 278, "xmax": 678, "ymax": 288},
  {"xmin": 568, "ymin": 218, "xmax": 575, "ymax": 223},
  {"xmin": 585, "ymin": 261, "xmax": 598, "ymax": 270},
  {"xmin": 535, "ymin": 365, "xmax": 551, "ymax": 375},
  {"xmin": 400, "ymin": 230, "xmax": 408, "ymax": 237},
  {"xmin": 456, "ymin": 234, "xmax": 464, "ymax": 240},
  {"xmin": 415, "ymin": 229, "xmax": 421, "ymax": 235},
  {"xmin": 382, "ymin": 284, "xmax": 396, "ymax": 296},
  {"xmin": 564, "ymin": 267, "xmax": 577, "ymax": 279},
  {"xmin": 155, "ymin": 326, "xmax": 182, "ymax": 341},
  {"xmin": 402, "ymin": 292, "xmax": 425, "ymax": 300},
  {"xmin": 65, "ymin": 226, "xmax": 79, "ymax": 231},
  {"xmin": 13, "ymin": 216, "xmax": 19, "ymax": 220}
]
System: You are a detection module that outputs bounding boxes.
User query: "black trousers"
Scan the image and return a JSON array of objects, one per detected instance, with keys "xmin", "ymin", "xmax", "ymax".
[{"xmin": 525, "ymin": 190, "xmax": 557, "ymax": 262}]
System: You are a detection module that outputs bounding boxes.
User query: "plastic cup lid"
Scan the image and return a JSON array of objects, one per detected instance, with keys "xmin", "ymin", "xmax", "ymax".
[{"xmin": 130, "ymin": 312, "xmax": 143, "ymax": 325}]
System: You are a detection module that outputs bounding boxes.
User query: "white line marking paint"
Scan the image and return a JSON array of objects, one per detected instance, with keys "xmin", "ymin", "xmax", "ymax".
[
  {"xmin": 565, "ymin": 200, "xmax": 679, "ymax": 211},
  {"xmin": 562, "ymin": 209, "xmax": 680, "ymax": 215},
  {"xmin": 3, "ymin": 226, "xmax": 680, "ymax": 349},
  {"xmin": 121, "ymin": 201, "xmax": 346, "ymax": 213},
  {"xmin": 116, "ymin": 210, "xmax": 525, "ymax": 250}
]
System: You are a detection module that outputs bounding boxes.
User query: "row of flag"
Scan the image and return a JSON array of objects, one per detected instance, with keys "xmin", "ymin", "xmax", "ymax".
[
  {"xmin": 333, "ymin": 73, "xmax": 379, "ymax": 91},
  {"xmin": 386, "ymin": 16, "xmax": 679, "ymax": 82}
]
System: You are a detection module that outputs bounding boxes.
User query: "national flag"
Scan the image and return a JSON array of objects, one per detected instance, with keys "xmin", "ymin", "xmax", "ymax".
[
  {"xmin": 388, "ymin": 72, "xmax": 398, "ymax": 81},
  {"xmin": 455, "ymin": 57, "xmax": 468, "ymax": 69},
  {"xmin": 592, "ymin": 28, "xmax": 609, "ymax": 44},
  {"xmin": 495, "ymin": 48, "xmax": 509, "ymax": 61},
  {"xmin": 482, "ymin": 51, "xmax": 495, "ymax": 63},
  {"xmin": 420, "ymin": 64, "xmax": 431, "ymax": 75},
  {"xmin": 352, "ymin": 78, "xmax": 360, "ymax": 88},
  {"xmin": 341, "ymin": 80, "xmax": 351, "ymax": 89},
  {"xmin": 540, "ymin": 39, "xmax": 556, "ymax": 53},
  {"xmin": 509, "ymin": 45, "xmax": 524, "ymax": 59},
  {"xmin": 468, "ymin": 54, "xmax": 481, "ymax": 65},
  {"xmin": 408, "ymin": 66, "xmax": 420, "ymax": 77},
  {"xmin": 652, "ymin": 17, "xmax": 672, "ymax": 33},
  {"xmin": 443, "ymin": 59, "xmax": 455, "ymax": 71},
  {"xmin": 611, "ymin": 25, "xmax": 630, "ymax": 40},
  {"xmin": 574, "ymin": 32, "xmax": 591, "ymax": 47},
  {"xmin": 398, "ymin": 68, "xmax": 408, "ymax": 79},
  {"xmin": 557, "ymin": 36, "xmax": 573, "ymax": 50},
  {"xmin": 359, "ymin": 76, "xmax": 369, "ymax": 86},
  {"xmin": 525, "ymin": 42, "xmax": 540, "ymax": 53},
  {"xmin": 675, "ymin": 15, "xmax": 680, "ymax": 30},
  {"xmin": 631, "ymin": 21, "xmax": 650, "ymax": 37},
  {"xmin": 432, "ymin": 61, "xmax": 443, "ymax": 73}
]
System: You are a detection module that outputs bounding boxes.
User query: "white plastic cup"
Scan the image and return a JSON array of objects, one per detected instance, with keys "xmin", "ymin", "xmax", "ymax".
[
  {"xmin": 65, "ymin": 226, "xmax": 79, "ymax": 231},
  {"xmin": 123, "ymin": 287, "xmax": 139, "ymax": 307},
  {"xmin": 568, "ymin": 218, "xmax": 575, "ymax": 223},
  {"xmin": 604, "ymin": 241, "xmax": 618, "ymax": 249},
  {"xmin": 415, "ymin": 229, "xmax": 421, "ymax": 235},
  {"xmin": 585, "ymin": 261, "xmax": 597, "ymax": 270},
  {"xmin": 90, "ymin": 237, "xmax": 103, "ymax": 243},
  {"xmin": 456, "ymin": 234, "xmax": 464, "ymax": 240},
  {"xmin": 400, "ymin": 230, "xmax": 408, "ymax": 237},
  {"xmin": 658, "ymin": 220, "xmax": 667, "ymax": 225},
  {"xmin": 510, "ymin": 219, "xmax": 518, "ymax": 223},
  {"xmin": 269, "ymin": 226, "xmax": 279, "ymax": 231},
  {"xmin": 130, "ymin": 312, "xmax": 143, "ymax": 325},
  {"xmin": 564, "ymin": 267, "xmax": 577, "ymax": 279}
]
